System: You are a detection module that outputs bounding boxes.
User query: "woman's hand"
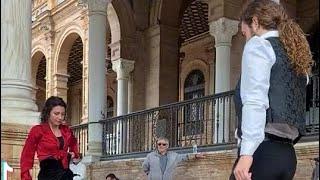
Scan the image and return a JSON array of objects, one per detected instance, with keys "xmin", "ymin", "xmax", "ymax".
[
  {"xmin": 234, "ymin": 155, "xmax": 253, "ymax": 180},
  {"xmin": 69, "ymin": 152, "xmax": 75, "ymax": 159},
  {"xmin": 72, "ymin": 158, "xmax": 81, "ymax": 165}
]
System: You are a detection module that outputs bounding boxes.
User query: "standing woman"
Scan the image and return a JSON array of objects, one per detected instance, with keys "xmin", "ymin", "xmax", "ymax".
[
  {"xmin": 20, "ymin": 96, "xmax": 80, "ymax": 180},
  {"xmin": 233, "ymin": 0, "xmax": 313, "ymax": 180}
]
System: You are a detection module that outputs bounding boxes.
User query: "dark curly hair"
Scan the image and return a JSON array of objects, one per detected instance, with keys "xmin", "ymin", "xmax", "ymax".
[
  {"xmin": 106, "ymin": 173, "xmax": 118, "ymax": 180},
  {"xmin": 40, "ymin": 96, "xmax": 67, "ymax": 123}
]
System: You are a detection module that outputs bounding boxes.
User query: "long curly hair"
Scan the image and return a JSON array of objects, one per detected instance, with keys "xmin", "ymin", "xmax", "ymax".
[
  {"xmin": 241, "ymin": 0, "xmax": 313, "ymax": 75},
  {"xmin": 40, "ymin": 96, "xmax": 67, "ymax": 123}
]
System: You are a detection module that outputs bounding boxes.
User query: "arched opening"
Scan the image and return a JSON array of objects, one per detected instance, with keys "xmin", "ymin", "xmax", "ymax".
[
  {"xmin": 31, "ymin": 51, "xmax": 47, "ymax": 112},
  {"xmin": 105, "ymin": 23, "xmax": 117, "ymax": 118},
  {"xmin": 56, "ymin": 33, "xmax": 83, "ymax": 125},
  {"xmin": 67, "ymin": 36, "xmax": 83, "ymax": 126},
  {"xmin": 178, "ymin": 0, "xmax": 211, "ymax": 97}
]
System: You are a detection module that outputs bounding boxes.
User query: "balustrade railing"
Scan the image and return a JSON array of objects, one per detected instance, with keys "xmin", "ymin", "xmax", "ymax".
[
  {"xmin": 99, "ymin": 91, "xmax": 236, "ymax": 156},
  {"xmin": 70, "ymin": 123, "xmax": 88, "ymax": 156},
  {"xmin": 71, "ymin": 79, "xmax": 319, "ymax": 158}
]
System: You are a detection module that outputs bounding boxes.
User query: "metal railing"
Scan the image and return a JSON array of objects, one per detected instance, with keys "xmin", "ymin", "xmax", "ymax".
[
  {"xmin": 71, "ymin": 83, "xmax": 319, "ymax": 158},
  {"xmin": 70, "ymin": 123, "xmax": 88, "ymax": 156},
  {"xmin": 99, "ymin": 91, "xmax": 236, "ymax": 156},
  {"xmin": 306, "ymin": 74, "xmax": 319, "ymax": 135}
]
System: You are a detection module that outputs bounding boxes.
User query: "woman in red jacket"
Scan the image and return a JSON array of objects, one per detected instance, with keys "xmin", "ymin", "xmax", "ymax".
[{"xmin": 20, "ymin": 96, "xmax": 80, "ymax": 180}]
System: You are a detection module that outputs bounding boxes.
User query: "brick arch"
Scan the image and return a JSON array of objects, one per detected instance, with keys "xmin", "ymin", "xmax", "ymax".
[
  {"xmin": 54, "ymin": 25, "xmax": 84, "ymax": 74},
  {"xmin": 109, "ymin": 0, "xmax": 137, "ymax": 60},
  {"xmin": 31, "ymin": 47, "xmax": 47, "ymax": 86},
  {"xmin": 31, "ymin": 48, "xmax": 47, "ymax": 112},
  {"xmin": 107, "ymin": 3, "xmax": 120, "ymax": 44},
  {"xmin": 180, "ymin": 59, "xmax": 210, "ymax": 101},
  {"xmin": 111, "ymin": 0, "xmax": 135, "ymax": 40}
]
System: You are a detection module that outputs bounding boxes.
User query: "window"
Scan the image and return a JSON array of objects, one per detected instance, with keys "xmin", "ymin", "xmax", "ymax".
[{"xmin": 183, "ymin": 70, "xmax": 205, "ymax": 135}]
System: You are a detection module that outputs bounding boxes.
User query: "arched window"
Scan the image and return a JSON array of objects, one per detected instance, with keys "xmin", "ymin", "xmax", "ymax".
[
  {"xmin": 184, "ymin": 70, "xmax": 205, "ymax": 135},
  {"xmin": 106, "ymin": 96, "xmax": 114, "ymax": 118},
  {"xmin": 184, "ymin": 70, "xmax": 205, "ymax": 100}
]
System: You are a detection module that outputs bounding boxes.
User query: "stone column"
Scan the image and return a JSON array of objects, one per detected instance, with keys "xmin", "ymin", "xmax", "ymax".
[
  {"xmin": 112, "ymin": 59, "xmax": 135, "ymax": 116},
  {"xmin": 112, "ymin": 59, "xmax": 134, "ymax": 154},
  {"xmin": 128, "ymin": 74, "xmax": 133, "ymax": 113},
  {"xmin": 209, "ymin": 17, "xmax": 238, "ymax": 143},
  {"xmin": 1, "ymin": 0, "xmax": 40, "ymax": 124},
  {"xmin": 144, "ymin": 24, "xmax": 180, "ymax": 108},
  {"xmin": 52, "ymin": 73, "xmax": 69, "ymax": 103},
  {"xmin": 82, "ymin": 0, "xmax": 109, "ymax": 160}
]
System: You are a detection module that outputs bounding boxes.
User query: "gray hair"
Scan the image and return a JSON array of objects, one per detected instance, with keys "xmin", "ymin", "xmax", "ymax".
[{"xmin": 156, "ymin": 137, "xmax": 169, "ymax": 146}]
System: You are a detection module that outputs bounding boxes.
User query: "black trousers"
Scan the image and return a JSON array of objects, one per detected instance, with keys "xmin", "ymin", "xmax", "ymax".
[
  {"xmin": 230, "ymin": 140, "xmax": 297, "ymax": 180},
  {"xmin": 38, "ymin": 158, "xmax": 74, "ymax": 180}
]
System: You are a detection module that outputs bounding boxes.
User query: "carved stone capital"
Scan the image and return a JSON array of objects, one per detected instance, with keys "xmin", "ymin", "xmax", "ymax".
[
  {"xmin": 111, "ymin": 59, "xmax": 135, "ymax": 80},
  {"xmin": 209, "ymin": 17, "xmax": 239, "ymax": 46}
]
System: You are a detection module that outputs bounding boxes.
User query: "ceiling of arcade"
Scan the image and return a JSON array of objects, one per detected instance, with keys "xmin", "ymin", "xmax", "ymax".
[
  {"xmin": 36, "ymin": 56, "xmax": 46, "ymax": 83},
  {"xmin": 180, "ymin": 0, "xmax": 209, "ymax": 43},
  {"xmin": 67, "ymin": 37, "xmax": 83, "ymax": 86}
]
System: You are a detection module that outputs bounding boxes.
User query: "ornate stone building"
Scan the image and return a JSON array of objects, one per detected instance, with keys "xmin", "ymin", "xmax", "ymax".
[{"xmin": 1, "ymin": 0, "xmax": 319, "ymax": 179}]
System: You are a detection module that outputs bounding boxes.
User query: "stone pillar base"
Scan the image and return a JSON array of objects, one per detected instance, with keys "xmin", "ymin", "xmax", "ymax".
[
  {"xmin": 1, "ymin": 123, "xmax": 40, "ymax": 180},
  {"xmin": 87, "ymin": 141, "xmax": 102, "ymax": 156},
  {"xmin": 1, "ymin": 79, "xmax": 40, "ymax": 125},
  {"xmin": 1, "ymin": 109, "xmax": 40, "ymax": 125},
  {"xmin": 82, "ymin": 155, "xmax": 101, "ymax": 165}
]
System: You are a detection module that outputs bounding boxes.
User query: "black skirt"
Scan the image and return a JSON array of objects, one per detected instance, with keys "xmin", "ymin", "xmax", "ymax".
[{"xmin": 38, "ymin": 158, "xmax": 74, "ymax": 180}]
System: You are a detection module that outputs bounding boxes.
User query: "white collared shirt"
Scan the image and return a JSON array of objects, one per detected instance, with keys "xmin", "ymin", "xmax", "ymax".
[
  {"xmin": 70, "ymin": 161, "xmax": 86, "ymax": 180},
  {"xmin": 239, "ymin": 31, "xmax": 278, "ymax": 156}
]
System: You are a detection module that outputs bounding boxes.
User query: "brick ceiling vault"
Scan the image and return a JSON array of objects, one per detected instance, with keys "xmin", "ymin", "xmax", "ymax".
[
  {"xmin": 67, "ymin": 37, "xmax": 83, "ymax": 86},
  {"xmin": 180, "ymin": 0, "xmax": 209, "ymax": 43},
  {"xmin": 36, "ymin": 56, "xmax": 46, "ymax": 82}
]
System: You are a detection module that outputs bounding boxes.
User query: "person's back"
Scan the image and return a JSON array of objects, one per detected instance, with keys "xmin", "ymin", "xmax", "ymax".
[
  {"xmin": 69, "ymin": 157, "xmax": 86, "ymax": 180},
  {"xmin": 232, "ymin": 1, "xmax": 313, "ymax": 180}
]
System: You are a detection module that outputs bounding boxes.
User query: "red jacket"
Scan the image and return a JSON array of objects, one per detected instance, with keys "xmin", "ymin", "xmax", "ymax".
[{"xmin": 20, "ymin": 123, "xmax": 79, "ymax": 180}]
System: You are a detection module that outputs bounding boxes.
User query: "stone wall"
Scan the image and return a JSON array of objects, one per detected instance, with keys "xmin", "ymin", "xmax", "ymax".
[
  {"xmin": 88, "ymin": 141, "xmax": 319, "ymax": 180},
  {"xmin": 1, "ymin": 123, "xmax": 318, "ymax": 180},
  {"xmin": 1, "ymin": 123, "xmax": 40, "ymax": 180}
]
